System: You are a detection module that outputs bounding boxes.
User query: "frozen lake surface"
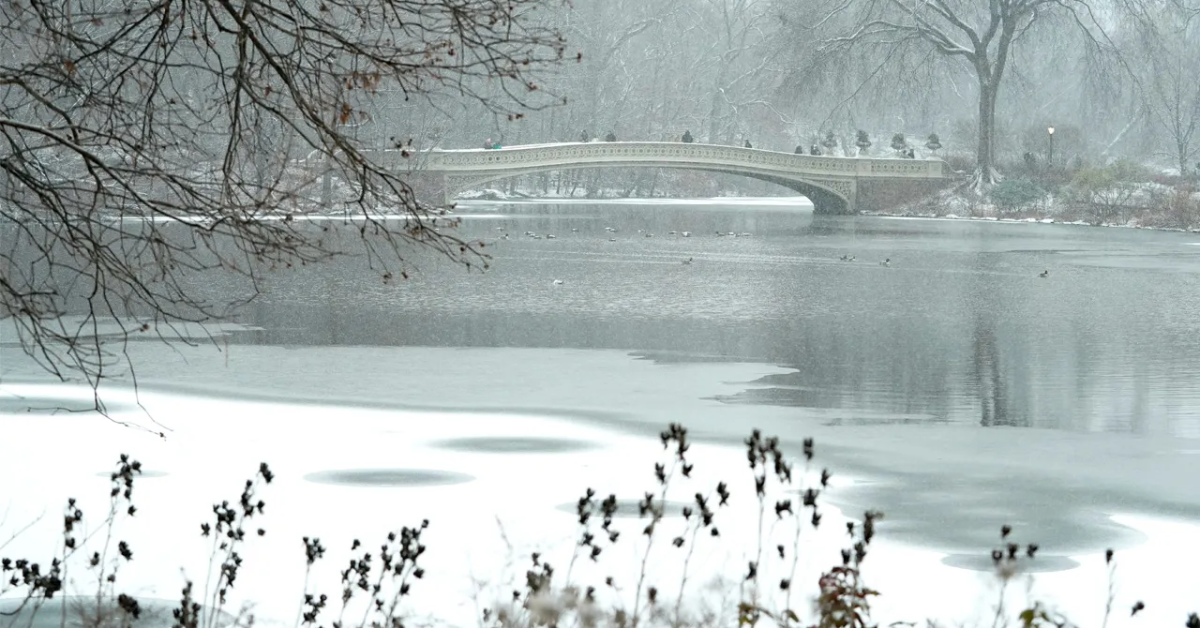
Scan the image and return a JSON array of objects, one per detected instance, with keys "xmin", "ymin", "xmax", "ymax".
[{"xmin": 3, "ymin": 200, "xmax": 1200, "ymax": 627}]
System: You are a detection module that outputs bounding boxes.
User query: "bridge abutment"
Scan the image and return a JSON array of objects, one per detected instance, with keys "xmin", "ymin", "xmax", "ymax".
[{"xmin": 854, "ymin": 178, "xmax": 952, "ymax": 214}]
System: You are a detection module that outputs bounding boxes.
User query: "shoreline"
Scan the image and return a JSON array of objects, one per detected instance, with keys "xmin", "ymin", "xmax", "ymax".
[{"xmin": 859, "ymin": 209, "xmax": 1200, "ymax": 233}]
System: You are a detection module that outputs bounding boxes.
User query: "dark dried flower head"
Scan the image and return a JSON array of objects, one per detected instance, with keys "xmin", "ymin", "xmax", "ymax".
[
  {"xmin": 717, "ymin": 482, "xmax": 731, "ymax": 506},
  {"xmin": 1131, "ymin": 601, "xmax": 1145, "ymax": 616},
  {"xmin": 117, "ymin": 594, "xmax": 141, "ymax": 619},
  {"xmin": 1106, "ymin": 548, "xmax": 1114, "ymax": 564},
  {"xmin": 1001, "ymin": 525, "xmax": 1012, "ymax": 539}
]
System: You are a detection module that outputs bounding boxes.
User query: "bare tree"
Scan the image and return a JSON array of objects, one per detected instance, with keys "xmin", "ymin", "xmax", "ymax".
[
  {"xmin": 697, "ymin": 0, "xmax": 779, "ymax": 144},
  {"xmin": 0, "ymin": 0, "xmax": 566, "ymax": 392},
  {"xmin": 798, "ymin": 0, "xmax": 1115, "ymax": 188},
  {"xmin": 1125, "ymin": 0, "xmax": 1200, "ymax": 175}
]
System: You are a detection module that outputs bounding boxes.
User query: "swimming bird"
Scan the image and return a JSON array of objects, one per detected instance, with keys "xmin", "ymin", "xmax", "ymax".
[
  {"xmin": 682, "ymin": 257, "xmax": 693, "ymax": 265},
  {"xmin": 880, "ymin": 258, "xmax": 890, "ymax": 267},
  {"xmin": 682, "ymin": 231, "xmax": 691, "ymax": 237},
  {"xmin": 1039, "ymin": 270, "xmax": 1049, "ymax": 278},
  {"xmin": 546, "ymin": 234, "xmax": 556, "ymax": 239},
  {"xmin": 552, "ymin": 279, "xmax": 564, "ymax": 286},
  {"xmin": 608, "ymin": 238, "xmax": 616, "ymax": 242}
]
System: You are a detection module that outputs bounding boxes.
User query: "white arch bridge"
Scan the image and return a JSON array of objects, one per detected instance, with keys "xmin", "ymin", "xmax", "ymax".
[{"xmin": 399, "ymin": 142, "xmax": 952, "ymax": 214}]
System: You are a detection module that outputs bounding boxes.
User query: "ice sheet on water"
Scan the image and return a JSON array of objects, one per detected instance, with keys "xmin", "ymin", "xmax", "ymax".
[{"xmin": 1, "ymin": 381, "xmax": 1198, "ymax": 628}]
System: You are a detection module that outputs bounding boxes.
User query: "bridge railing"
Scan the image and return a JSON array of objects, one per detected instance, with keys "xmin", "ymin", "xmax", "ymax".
[{"xmin": 410, "ymin": 142, "xmax": 948, "ymax": 179}]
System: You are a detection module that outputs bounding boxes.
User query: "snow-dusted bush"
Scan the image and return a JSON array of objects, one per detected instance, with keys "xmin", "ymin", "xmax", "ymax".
[{"xmin": 988, "ymin": 179, "xmax": 1045, "ymax": 213}]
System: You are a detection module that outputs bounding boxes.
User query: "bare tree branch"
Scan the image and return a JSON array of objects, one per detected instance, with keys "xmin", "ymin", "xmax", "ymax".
[{"xmin": 0, "ymin": 0, "xmax": 568, "ymax": 396}]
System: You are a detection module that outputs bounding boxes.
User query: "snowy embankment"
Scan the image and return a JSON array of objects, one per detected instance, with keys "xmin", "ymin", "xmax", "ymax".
[
  {"xmin": 871, "ymin": 183, "xmax": 1200, "ymax": 233},
  {"xmin": 2, "ymin": 342, "xmax": 1199, "ymax": 628}
]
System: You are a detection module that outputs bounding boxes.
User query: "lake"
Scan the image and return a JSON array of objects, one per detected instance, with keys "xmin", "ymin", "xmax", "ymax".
[{"xmin": 2, "ymin": 198, "xmax": 1199, "ymax": 628}]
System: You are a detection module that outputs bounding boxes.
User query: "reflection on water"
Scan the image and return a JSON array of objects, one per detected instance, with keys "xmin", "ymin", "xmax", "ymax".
[{"xmin": 225, "ymin": 201, "xmax": 1200, "ymax": 438}]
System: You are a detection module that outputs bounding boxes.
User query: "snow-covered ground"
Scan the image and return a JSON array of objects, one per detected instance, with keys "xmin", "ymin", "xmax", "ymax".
[{"xmin": 2, "ymin": 343, "xmax": 1197, "ymax": 628}]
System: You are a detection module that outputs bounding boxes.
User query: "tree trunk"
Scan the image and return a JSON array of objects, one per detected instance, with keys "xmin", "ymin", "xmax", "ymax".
[{"xmin": 975, "ymin": 77, "xmax": 999, "ymax": 187}]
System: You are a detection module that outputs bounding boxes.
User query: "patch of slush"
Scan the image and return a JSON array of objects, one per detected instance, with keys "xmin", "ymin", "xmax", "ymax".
[
  {"xmin": 0, "ymin": 395, "xmax": 127, "ymax": 416},
  {"xmin": 430, "ymin": 436, "xmax": 598, "ymax": 454},
  {"xmin": 94, "ymin": 469, "xmax": 169, "ymax": 479},
  {"xmin": 941, "ymin": 553, "xmax": 1078, "ymax": 573},
  {"xmin": 304, "ymin": 468, "xmax": 474, "ymax": 487},
  {"xmin": 0, "ymin": 384, "xmax": 135, "ymax": 416},
  {"xmin": 0, "ymin": 596, "xmax": 235, "ymax": 628},
  {"xmin": 553, "ymin": 499, "xmax": 693, "ymax": 519}
]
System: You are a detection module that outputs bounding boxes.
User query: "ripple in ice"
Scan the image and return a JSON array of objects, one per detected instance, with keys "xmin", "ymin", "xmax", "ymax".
[
  {"xmin": 431, "ymin": 436, "xmax": 598, "ymax": 454},
  {"xmin": 941, "ymin": 553, "xmax": 1078, "ymax": 573},
  {"xmin": 304, "ymin": 468, "xmax": 474, "ymax": 487}
]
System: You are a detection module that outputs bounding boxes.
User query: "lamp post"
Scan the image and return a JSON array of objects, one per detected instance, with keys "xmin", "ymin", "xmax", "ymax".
[{"xmin": 1047, "ymin": 126, "xmax": 1055, "ymax": 173}]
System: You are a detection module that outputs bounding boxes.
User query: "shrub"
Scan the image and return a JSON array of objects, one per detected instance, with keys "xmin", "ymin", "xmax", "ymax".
[
  {"xmin": 989, "ymin": 179, "xmax": 1045, "ymax": 213},
  {"xmin": 1066, "ymin": 161, "xmax": 1148, "ymax": 222}
]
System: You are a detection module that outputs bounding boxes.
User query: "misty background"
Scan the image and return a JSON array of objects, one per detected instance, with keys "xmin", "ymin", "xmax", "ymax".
[{"xmin": 353, "ymin": 0, "xmax": 1198, "ymax": 178}]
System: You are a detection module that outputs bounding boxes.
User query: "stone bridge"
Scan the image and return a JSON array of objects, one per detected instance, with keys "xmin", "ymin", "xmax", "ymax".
[{"xmin": 398, "ymin": 142, "xmax": 952, "ymax": 214}]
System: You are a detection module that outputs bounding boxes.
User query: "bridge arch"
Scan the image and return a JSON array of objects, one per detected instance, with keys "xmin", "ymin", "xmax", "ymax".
[{"xmin": 443, "ymin": 163, "xmax": 851, "ymax": 213}]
